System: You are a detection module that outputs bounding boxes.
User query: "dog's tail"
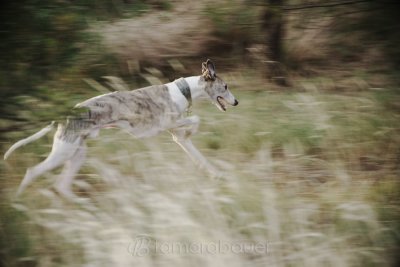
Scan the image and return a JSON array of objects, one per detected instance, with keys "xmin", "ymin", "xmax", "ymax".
[{"xmin": 4, "ymin": 121, "xmax": 56, "ymax": 160}]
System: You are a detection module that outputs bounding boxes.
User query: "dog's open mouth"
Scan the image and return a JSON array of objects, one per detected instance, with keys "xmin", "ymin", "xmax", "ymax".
[{"xmin": 216, "ymin": 96, "xmax": 226, "ymax": 112}]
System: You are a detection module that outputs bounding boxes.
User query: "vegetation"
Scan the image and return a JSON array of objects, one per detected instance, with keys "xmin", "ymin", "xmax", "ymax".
[{"xmin": 1, "ymin": 1, "xmax": 399, "ymax": 266}]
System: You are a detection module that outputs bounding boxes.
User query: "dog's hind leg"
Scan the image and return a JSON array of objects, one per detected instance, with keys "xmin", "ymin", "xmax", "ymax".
[
  {"xmin": 16, "ymin": 125, "xmax": 82, "ymax": 197},
  {"xmin": 53, "ymin": 142, "xmax": 87, "ymax": 199}
]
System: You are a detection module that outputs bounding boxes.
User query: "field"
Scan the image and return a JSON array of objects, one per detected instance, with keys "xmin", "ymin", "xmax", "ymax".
[
  {"xmin": 1, "ymin": 69, "xmax": 399, "ymax": 266},
  {"xmin": 1, "ymin": 0, "xmax": 400, "ymax": 266}
]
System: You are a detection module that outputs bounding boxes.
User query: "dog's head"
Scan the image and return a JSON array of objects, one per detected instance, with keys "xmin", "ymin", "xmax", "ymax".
[{"xmin": 201, "ymin": 59, "xmax": 238, "ymax": 112}]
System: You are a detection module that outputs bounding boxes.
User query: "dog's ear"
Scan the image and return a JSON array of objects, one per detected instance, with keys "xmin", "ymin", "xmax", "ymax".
[
  {"xmin": 206, "ymin": 59, "xmax": 216, "ymax": 77},
  {"xmin": 202, "ymin": 59, "xmax": 216, "ymax": 81},
  {"xmin": 202, "ymin": 61, "xmax": 207, "ymax": 72}
]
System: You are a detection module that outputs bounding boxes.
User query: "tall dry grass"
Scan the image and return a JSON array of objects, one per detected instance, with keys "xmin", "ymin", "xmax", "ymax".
[{"xmin": 2, "ymin": 71, "xmax": 398, "ymax": 267}]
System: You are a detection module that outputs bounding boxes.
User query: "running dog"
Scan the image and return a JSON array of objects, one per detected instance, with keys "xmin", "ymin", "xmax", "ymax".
[{"xmin": 4, "ymin": 59, "xmax": 238, "ymax": 198}]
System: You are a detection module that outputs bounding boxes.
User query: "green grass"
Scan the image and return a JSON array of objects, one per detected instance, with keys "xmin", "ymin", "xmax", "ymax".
[{"xmin": 1, "ymin": 70, "xmax": 399, "ymax": 266}]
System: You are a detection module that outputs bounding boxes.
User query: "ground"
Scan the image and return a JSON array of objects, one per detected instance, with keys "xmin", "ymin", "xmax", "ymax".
[{"xmin": 1, "ymin": 1, "xmax": 399, "ymax": 266}]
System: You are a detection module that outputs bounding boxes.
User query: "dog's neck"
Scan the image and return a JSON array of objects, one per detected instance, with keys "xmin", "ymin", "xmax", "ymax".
[
  {"xmin": 167, "ymin": 76, "xmax": 207, "ymax": 113},
  {"xmin": 183, "ymin": 76, "xmax": 206, "ymax": 100}
]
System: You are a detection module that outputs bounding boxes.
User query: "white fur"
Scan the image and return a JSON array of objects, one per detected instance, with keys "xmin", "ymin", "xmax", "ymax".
[
  {"xmin": 16, "ymin": 125, "xmax": 82, "ymax": 197},
  {"xmin": 166, "ymin": 81, "xmax": 189, "ymax": 112},
  {"xmin": 166, "ymin": 76, "xmax": 206, "ymax": 112},
  {"xmin": 4, "ymin": 121, "xmax": 55, "ymax": 160}
]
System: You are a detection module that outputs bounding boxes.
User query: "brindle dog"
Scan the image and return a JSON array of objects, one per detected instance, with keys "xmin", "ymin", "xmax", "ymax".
[{"xmin": 4, "ymin": 59, "xmax": 238, "ymax": 198}]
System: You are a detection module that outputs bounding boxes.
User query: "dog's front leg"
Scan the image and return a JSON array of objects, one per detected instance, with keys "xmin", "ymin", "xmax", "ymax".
[
  {"xmin": 173, "ymin": 115, "xmax": 200, "ymax": 137},
  {"xmin": 170, "ymin": 116, "xmax": 219, "ymax": 177}
]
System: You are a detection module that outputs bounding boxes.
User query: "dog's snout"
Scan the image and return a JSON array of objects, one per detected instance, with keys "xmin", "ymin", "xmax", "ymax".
[{"xmin": 233, "ymin": 99, "xmax": 239, "ymax": 106}]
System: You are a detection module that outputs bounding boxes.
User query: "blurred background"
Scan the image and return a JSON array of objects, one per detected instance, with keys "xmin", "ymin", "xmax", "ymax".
[{"xmin": 1, "ymin": 0, "xmax": 399, "ymax": 266}]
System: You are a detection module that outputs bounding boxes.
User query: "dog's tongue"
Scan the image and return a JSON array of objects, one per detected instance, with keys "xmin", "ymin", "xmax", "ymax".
[{"xmin": 216, "ymin": 97, "xmax": 226, "ymax": 112}]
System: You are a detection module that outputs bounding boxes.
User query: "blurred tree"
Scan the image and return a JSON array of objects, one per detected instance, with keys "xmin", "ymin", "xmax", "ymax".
[
  {"xmin": 0, "ymin": 1, "xmax": 86, "ymax": 97},
  {"xmin": 281, "ymin": 0, "xmax": 400, "ymax": 68},
  {"xmin": 262, "ymin": 0, "xmax": 288, "ymax": 85},
  {"xmin": 0, "ymin": 0, "xmax": 167, "ymax": 143},
  {"xmin": 262, "ymin": 0, "xmax": 284, "ymax": 62},
  {"xmin": 0, "ymin": 1, "xmax": 86, "ymax": 128},
  {"xmin": 0, "ymin": 0, "xmax": 152, "ymax": 129},
  {"xmin": 259, "ymin": 0, "xmax": 400, "ymax": 83}
]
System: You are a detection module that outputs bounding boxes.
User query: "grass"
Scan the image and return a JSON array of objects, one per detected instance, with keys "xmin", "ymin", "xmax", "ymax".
[{"xmin": 1, "ymin": 70, "xmax": 399, "ymax": 266}]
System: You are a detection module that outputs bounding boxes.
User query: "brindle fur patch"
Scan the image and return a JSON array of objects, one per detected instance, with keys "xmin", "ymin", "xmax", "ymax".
[{"xmin": 69, "ymin": 85, "xmax": 181, "ymax": 139}]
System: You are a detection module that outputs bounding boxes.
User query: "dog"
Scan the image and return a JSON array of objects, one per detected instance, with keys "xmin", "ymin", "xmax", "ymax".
[{"xmin": 4, "ymin": 59, "xmax": 238, "ymax": 198}]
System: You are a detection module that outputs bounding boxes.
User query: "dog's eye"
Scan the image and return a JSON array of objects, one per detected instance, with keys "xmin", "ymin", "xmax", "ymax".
[{"xmin": 224, "ymin": 84, "xmax": 228, "ymax": 90}]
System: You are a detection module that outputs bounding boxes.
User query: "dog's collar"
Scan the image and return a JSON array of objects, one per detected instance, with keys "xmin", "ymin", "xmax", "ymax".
[{"xmin": 174, "ymin": 78, "xmax": 192, "ymax": 109}]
